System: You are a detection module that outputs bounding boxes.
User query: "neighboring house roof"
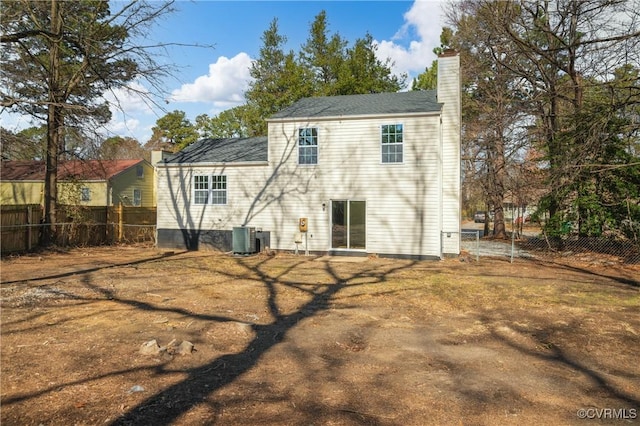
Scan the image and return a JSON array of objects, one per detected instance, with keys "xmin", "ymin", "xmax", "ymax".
[
  {"xmin": 268, "ymin": 90, "xmax": 441, "ymax": 120},
  {"xmin": 163, "ymin": 137, "xmax": 268, "ymax": 164},
  {"xmin": 1, "ymin": 159, "xmax": 145, "ymax": 181}
]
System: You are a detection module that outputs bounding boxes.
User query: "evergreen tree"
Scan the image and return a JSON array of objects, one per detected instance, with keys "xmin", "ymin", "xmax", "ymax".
[
  {"xmin": 299, "ymin": 10, "xmax": 348, "ymax": 95},
  {"xmin": 337, "ymin": 33, "xmax": 405, "ymax": 95},
  {"xmin": 146, "ymin": 110, "xmax": 198, "ymax": 151},
  {"xmin": 412, "ymin": 28, "xmax": 452, "ymax": 91},
  {"xmin": 244, "ymin": 19, "xmax": 312, "ymax": 136}
]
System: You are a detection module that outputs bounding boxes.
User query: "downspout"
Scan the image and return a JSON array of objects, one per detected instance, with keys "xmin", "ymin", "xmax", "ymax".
[{"xmin": 439, "ymin": 115, "xmax": 444, "ymax": 260}]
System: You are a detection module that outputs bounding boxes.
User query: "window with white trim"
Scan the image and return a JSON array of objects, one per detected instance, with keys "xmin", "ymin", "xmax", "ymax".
[
  {"xmin": 298, "ymin": 127, "xmax": 318, "ymax": 165},
  {"xmin": 136, "ymin": 165, "xmax": 144, "ymax": 179},
  {"xmin": 133, "ymin": 189, "xmax": 142, "ymax": 206},
  {"xmin": 381, "ymin": 124, "xmax": 403, "ymax": 163},
  {"xmin": 193, "ymin": 175, "xmax": 227, "ymax": 205},
  {"xmin": 81, "ymin": 187, "xmax": 91, "ymax": 202}
]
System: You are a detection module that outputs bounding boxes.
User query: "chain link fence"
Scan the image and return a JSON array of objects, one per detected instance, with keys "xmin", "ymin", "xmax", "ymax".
[
  {"xmin": 515, "ymin": 234, "xmax": 640, "ymax": 264},
  {"xmin": 458, "ymin": 225, "xmax": 640, "ymax": 265},
  {"xmin": 1, "ymin": 222, "xmax": 156, "ymax": 255}
]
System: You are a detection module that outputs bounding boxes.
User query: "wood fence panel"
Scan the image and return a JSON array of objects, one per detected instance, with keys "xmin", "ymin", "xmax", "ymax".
[
  {"xmin": 1, "ymin": 205, "xmax": 156, "ymax": 254},
  {"xmin": 110, "ymin": 206, "xmax": 156, "ymax": 243},
  {"xmin": 1, "ymin": 205, "xmax": 42, "ymax": 254},
  {"xmin": 55, "ymin": 206, "xmax": 109, "ymax": 246}
]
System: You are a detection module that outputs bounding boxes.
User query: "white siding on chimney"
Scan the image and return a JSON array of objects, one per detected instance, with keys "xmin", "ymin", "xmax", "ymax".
[{"xmin": 438, "ymin": 52, "xmax": 461, "ymax": 255}]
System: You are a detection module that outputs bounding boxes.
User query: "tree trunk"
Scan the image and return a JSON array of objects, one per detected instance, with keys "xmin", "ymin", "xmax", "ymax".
[
  {"xmin": 486, "ymin": 130, "xmax": 508, "ymax": 239},
  {"xmin": 42, "ymin": 0, "xmax": 62, "ymax": 245}
]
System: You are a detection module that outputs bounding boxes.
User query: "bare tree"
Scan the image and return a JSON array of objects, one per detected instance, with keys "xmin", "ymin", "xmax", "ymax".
[
  {"xmin": 446, "ymin": 1, "xmax": 529, "ymax": 238},
  {"xmin": 447, "ymin": 0, "xmax": 640, "ymax": 238}
]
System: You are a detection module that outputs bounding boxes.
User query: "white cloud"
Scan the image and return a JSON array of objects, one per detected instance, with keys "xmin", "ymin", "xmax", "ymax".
[
  {"xmin": 103, "ymin": 117, "xmax": 141, "ymax": 135},
  {"xmin": 101, "ymin": 81, "xmax": 156, "ymax": 142},
  {"xmin": 375, "ymin": 0, "xmax": 445, "ymax": 78},
  {"xmin": 104, "ymin": 81, "xmax": 155, "ymax": 116},
  {"xmin": 170, "ymin": 52, "xmax": 253, "ymax": 107}
]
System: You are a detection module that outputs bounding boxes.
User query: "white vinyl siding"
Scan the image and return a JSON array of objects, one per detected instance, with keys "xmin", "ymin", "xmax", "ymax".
[
  {"xmin": 156, "ymin": 54, "xmax": 464, "ymax": 259},
  {"xmin": 438, "ymin": 54, "xmax": 462, "ymax": 255},
  {"xmin": 157, "ymin": 114, "xmax": 443, "ymax": 257},
  {"xmin": 157, "ymin": 113, "xmax": 443, "ymax": 256}
]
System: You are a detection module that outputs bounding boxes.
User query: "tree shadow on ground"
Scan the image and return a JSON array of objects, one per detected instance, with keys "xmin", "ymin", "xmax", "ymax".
[
  {"xmin": 480, "ymin": 312, "xmax": 640, "ymax": 407},
  {"xmin": 0, "ymin": 251, "xmax": 190, "ymax": 285},
  {"xmin": 527, "ymin": 257, "xmax": 640, "ymax": 288},
  {"xmin": 95, "ymin": 255, "xmax": 413, "ymax": 425}
]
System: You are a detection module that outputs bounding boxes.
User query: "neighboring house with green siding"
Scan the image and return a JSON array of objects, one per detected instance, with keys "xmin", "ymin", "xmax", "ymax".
[{"xmin": 1, "ymin": 159, "xmax": 155, "ymax": 207}]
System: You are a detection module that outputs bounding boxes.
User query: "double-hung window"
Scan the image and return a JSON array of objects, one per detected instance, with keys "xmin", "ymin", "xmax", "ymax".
[
  {"xmin": 298, "ymin": 127, "xmax": 318, "ymax": 165},
  {"xmin": 133, "ymin": 189, "xmax": 142, "ymax": 206},
  {"xmin": 194, "ymin": 175, "xmax": 227, "ymax": 205},
  {"xmin": 381, "ymin": 124, "xmax": 403, "ymax": 163}
]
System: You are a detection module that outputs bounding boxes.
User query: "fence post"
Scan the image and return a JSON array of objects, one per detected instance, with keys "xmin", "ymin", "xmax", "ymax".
[
  {"xmin": 475, "ymin": 230, "xmax": 479, "ymax": 262},
  {"xmin": 511, "ymin": 226, "xmax": 515, "ymax": 263},
  {"xmin": 118, "ymin": 204, "xmax": 124, "ymax": 242},
  {"xmin": 26, "ymin": 205, "xmax": 32, "ymax": 251}
]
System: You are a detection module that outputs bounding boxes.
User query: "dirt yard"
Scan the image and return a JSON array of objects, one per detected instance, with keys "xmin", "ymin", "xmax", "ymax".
[{"xmin": 1, "ymin": 246, "xmax": 639, "ymax": 425}]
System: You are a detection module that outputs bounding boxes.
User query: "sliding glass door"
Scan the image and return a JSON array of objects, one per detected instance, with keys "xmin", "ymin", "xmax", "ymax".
[{"xmin": 331, "ymin": 200, "xmax": 366, "ymax": 250}]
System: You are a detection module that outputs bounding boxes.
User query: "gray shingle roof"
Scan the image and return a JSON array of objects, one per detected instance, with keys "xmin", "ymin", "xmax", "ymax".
[
  {"xmin": 269, "ymin": 90, "xmax": 440, "ymax": 120},
  {"xmin": 163, "ymin": 137, "xmax": 268, "ymax": 164}
]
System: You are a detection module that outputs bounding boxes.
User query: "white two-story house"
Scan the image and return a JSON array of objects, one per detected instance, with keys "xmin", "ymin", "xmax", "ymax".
[{"xmin": 156, "ymin": 51, "xmax": 460, "ymax": 259}]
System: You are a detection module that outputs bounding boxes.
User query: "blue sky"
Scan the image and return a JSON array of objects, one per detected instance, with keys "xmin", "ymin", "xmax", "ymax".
[{"xmin": 1, "ymin": 1, "xmax": 446, "ymax": 145}]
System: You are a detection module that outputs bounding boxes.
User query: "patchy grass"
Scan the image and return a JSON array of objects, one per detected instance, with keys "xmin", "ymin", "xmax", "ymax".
[{"xmin": 1, "ymin": 247, "xmax": 639, "ymax": 425}]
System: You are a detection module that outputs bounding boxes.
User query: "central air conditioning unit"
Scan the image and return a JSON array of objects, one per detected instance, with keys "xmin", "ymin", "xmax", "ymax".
[{"xmin": 232, "ymin": 226, "xmax": 256, "ymax": 254}]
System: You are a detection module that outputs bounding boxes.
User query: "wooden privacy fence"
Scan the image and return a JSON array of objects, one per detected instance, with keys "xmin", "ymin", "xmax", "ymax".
[
  {"xmin": 1, "ymin": 204, "xmax": 157, "ymax": 255},
  {"xmin": 0, "ymin": 204, "xmax": 42, "ymax": 253}
]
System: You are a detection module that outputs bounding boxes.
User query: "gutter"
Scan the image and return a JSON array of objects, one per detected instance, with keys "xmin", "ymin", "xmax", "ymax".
[
  {"xmin": 156, "ymin": 161, "xmax": 269, "ymax": 168},
  {"xmin": 266, "ymin": 110, "xmax": 442, "ymax": 123}
]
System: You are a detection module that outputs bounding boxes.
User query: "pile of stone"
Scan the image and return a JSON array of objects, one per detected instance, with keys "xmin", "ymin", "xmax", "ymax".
[{"xmin": 139, "ymin": 339, "xmax": 194, "ymax": 356}]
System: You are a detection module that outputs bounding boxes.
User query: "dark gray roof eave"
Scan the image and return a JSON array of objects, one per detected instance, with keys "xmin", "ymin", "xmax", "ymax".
[
  {"xmin": 164, "ymin": 137, "xmax": 268, "ymax": 165},
  {"xmin": 267, "ymin": 106, "xmax": 443, "ymax": 122},
  {"xmin": 268, "ymin": 91, "xmax": 441, "ymax": 120}
]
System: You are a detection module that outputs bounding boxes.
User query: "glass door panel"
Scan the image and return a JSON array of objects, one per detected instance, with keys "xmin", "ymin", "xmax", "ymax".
[
  {"xmin": 331, "ymin": 200, "xmax": 347, "ymax": 248},
  {"xmin": 331, "ymin": 200, "xmax": 366, "ymax": 250},
  {"xmin": 349, "ymin": 201, "xmax": 366, "ymax": 249}
]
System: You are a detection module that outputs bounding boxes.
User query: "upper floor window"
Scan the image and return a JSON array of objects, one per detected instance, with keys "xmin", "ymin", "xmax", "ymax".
[
  {"xmin": 194, "ymin": 175, "xmax": 227, "ymax": 205},
  {"xmin": 136, "ymin": 164, "xmax": 144, "ymax": 179},
  {"xmin": 381, "ymin": 124, "xmax": 403, "ymax": 163},
  {"xmin": 298, "ymin": 127, "xmax": 318, "ymax": 165}
]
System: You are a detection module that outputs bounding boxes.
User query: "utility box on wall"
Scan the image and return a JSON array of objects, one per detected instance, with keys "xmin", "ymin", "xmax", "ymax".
[
  {"xmin": 232, "ymin": 227, "xmax": 256, "ymax": 254},
  {"xmin": 255, "ymin": 230, "xmax": 270, "ymax": 253}
]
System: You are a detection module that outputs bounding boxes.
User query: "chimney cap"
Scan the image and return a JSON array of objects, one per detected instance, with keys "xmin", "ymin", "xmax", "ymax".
[{"xmin": 438, "ymin": 49, "xmax": 458, "ymax": 57}]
